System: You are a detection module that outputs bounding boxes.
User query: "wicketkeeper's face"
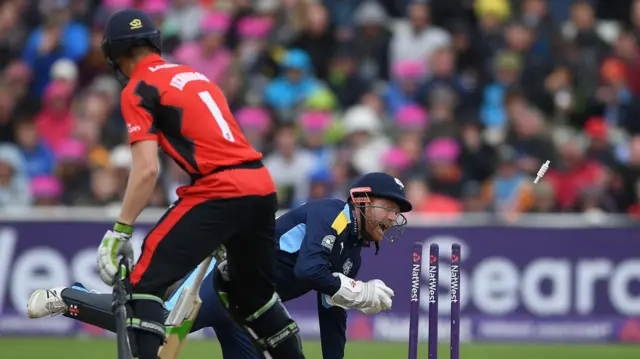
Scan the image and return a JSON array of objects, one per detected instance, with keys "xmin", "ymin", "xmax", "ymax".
[{"xmin": 363, "ymin": 197, "xmax": 407, "ymax": 243}]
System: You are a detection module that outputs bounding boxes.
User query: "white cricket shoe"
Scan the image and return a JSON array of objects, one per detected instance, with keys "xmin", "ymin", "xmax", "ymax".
[{"xmin": 27, "ymin": 287, "xmax": 68, "ymax": 318}]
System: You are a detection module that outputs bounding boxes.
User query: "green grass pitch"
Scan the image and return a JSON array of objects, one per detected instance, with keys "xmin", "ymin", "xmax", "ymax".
[{"xmin": 0, "ymin": 338, "xmax": 637, "ymax": 359}]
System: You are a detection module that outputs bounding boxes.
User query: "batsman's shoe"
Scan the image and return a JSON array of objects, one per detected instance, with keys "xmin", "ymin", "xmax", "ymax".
[{"xmin": 27, "ymin": 287, "xmax": 68, "ymax": 318}]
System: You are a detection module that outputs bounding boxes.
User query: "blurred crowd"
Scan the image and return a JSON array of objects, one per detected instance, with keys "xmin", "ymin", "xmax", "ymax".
[{"xmin": 3, "ymin": 0, "xmax": 640, "ymax": 217}]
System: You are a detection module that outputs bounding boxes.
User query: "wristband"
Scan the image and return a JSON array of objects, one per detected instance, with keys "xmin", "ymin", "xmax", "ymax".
[{"xmin": 114, "ymin": 222, "xmax": 133, "ymax": 236}]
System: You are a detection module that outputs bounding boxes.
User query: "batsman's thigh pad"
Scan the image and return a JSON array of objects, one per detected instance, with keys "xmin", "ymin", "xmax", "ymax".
[{"xmin": 61, "ymin": 289, "xmax": 116, "ymax": 332}]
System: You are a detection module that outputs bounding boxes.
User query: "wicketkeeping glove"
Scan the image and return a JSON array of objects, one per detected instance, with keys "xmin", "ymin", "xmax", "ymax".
[
  {"xmin": 324, "ymin": 273, "xmax": 395, "ymax": 313},
  {"xmin": 97, "ymin": 222, "xmax": 134, "ymax": 286}
]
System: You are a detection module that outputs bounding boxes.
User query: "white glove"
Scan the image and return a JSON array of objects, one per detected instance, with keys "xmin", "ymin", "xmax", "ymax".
[
  {"xmin": 97, "ymin": 223, "xmax": 134, "ymax": 286},
  {"xmin": 324, "ymin": 273, "xmax": 394, "ymax": 312}
]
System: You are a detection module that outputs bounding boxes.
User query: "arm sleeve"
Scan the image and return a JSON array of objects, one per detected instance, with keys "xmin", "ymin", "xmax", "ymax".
[
  {"xmin": 317, "ymin": 291, "xmax": 347, "ymax": 359},
  {"xmin": 293, "ymin": 208, "xmax": 341, "ymax": 296},
  {"xmin": 121, "ymin": 82, "xmax": 159, "ymax": 144}
]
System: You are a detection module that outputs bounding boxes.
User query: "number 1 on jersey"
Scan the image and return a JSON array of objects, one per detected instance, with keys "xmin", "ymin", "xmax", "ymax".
[{"xmin": 198, "ymin": 91, "xmax": 235, "ymax": 142}]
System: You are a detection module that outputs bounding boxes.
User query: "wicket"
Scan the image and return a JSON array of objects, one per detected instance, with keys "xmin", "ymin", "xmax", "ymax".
[{"xmin": 408, "ymin": 242, "xmax": 461, "ymax": 359}]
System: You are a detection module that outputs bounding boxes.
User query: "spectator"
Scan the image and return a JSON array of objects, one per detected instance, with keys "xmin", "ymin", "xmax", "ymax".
[
  {"xmin": 389, "ymin": 1, "xmax": 451, "ymax": 69},
  {"xmin": 142, "ymin": 0, "xmax": 181, "ymax": 54},
  {"xmin": 263, "ymin": 49, "xmax": 322, "ymax": 112},
  {"xmin": 544, "ymin": 62, "xmax": 576, "ymax": 124},
  {"xmin": 162, "ymin": 0, "xmax": 206, "ymax": 42},
  {"xmin": 14, "ymin": 117, "xmax": 55, "ymax": 178},
  {"xmin": 174, "ymin": 12, "xmax": 233, "ymax": 84},
  {"xmin": 480, "ymin": 51, "xmax": 523, "ymax": 129},
  {"xmin": 481, "ymin": 146, "xmax": 534, "ymax": 214},
  {"xmin": 77, "ymin": 22, "xmax": 110, "ymax": 88},
  {"xmin": 299, "ymin": 110, "xmax": 335, "ymax": 170},
  {"xmin": 520, "ymin": 0, "xmax": 563, "ymax": 58},
  {"xmin": 22, "ymin": 0, "xmax": 89, "ymax": 96},
  {"xmin": 0, "ymin": 143, "xmax": 31, "ymax": 207},
  {"xmin": 307, "ymin": 168, "xmax": 334, "ymax": 202},
  {"xmin": 406, "ymin": 177, "xmax": 462, "ymax": 215},
  {"xmin": 0, "ymin": 1, "xmax": 26, "ymax": 71},
  {"xmin": 460, "ymin": 181, "xmax": 490, "ymax": 213},
  {"xmin": 565, "ymin": 0, "xmax": 610, "ymax": 97},
  {"xmin": 352, "ymin": 1, "xmax": 392, "ymax": 81},
  {"xmin": 546, "ymin": 140, "xmax": 606, "ymax": 211},
  {"xmin": 264, "ymin": 124, "xmax": 318, "ymax": 208},
  {"xmin": 393, "ymin": 104, "xmax": 428, "ymax": 176},
  {"xmin": 268, "ymin": 0, "xmax": 308, "ymax": 46},
  {"xmin": 423, "ymin": 87, "xmax": 458, "ymax": 141},
  {"xmin": 74, "ymin": 117, "xmax": 110, "ymax": 170},
  {"xmin": 218, "ymin": 61, "xmax": 247, "ymax": 111},
  {"xmin": 54, "ymin": 138, "xmax": 90, "ymax": 205},
  {"xmin": 83, "ymin": 167, "xmax": 120, "ymax": 207},
  {"xmin": 50, "ymin": 58, "xmax": 79, "ymax": 91},
  {"xmin": 458, "ymin": 119, "xmax": 497, "ymax": 183},
  {"xmin": 288, "ymin": 2, "xmax": 335, "ymax": 80},
  {"xmin": 326, "ymin": 44, "xmax": 370, "ymax": 109},
  {"xmin": 30, "ymin": 175, "xmax": 62, "ymax": 206},
  {"xmin": 419, "ymin": 46, "xmax": 481, "ymax": 112},
  {"xmin": 424, "ymin": 137, "xmax": 463, "ymax": 198},
  {"xmin": 236, "ymin": 107, "xmax": 272, "ymax": 153},
  {"xmin": 34, "ymin": 80, "xmax": 76, "ymax": 150},
  {"xmin": 2, "ymin": 60, "xmax": 34, "ymax": 110},
  {"xmin": 381, "ymin": 146, "xmax": 412, "ymax": 179},
  {"xmin": 503, "ymin": 21, "xmax": 554, "ymax": 112},
  {"xmin": 77, "ymin": 81, "xmax": 123, "ymax": 148},
  {"xmin": 506, "ymin": 106, "xmax": 557, "ymax": 174},
  {"xmin": 448, "ymin": 20, "xmax": 484, "ymax": 81},
  {"xmin": 383, "ymin": 60, "xmax": 425, "ymax": 115},
  {"xmin": 343, "ymin": 104, "xmax": 391, "ymax": 174},
  {"xmin": 584, "ymin": 116, "xmax": 619, "ymax": 168},
  {"xmin": 612, "ymin": 31, "xmax": 640, "ymax": 96},
  {"xmin": 528, "ymin": 180, "xmax": 560, "ymax": 212},
  {"xmin": 474, "ymin": 0, "xmax": 511, "ymax": 64}
]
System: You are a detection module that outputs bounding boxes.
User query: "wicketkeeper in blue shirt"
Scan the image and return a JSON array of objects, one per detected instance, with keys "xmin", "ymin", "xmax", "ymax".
[{"xmin": 27, "ymin": 172, "xmax": 412, "ymax": 359}]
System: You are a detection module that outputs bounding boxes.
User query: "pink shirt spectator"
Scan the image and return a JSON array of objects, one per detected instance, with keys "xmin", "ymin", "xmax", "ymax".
[
  {"xmin": 173, "ymin": 12, "xmax": 232, "ymax": 84},
  {"xmin": 35, "ymin": 81, "xmax": 76, "ymax": 150}
]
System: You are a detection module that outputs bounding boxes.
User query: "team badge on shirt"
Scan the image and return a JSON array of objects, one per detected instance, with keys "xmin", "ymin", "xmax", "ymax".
[
  {"xmin": 321, "ymin": 235, "xmax": 336, "ymax": 251},
  {"xmin": 343, "ymin": 258, "xmax": 353, "ymax": 276}
]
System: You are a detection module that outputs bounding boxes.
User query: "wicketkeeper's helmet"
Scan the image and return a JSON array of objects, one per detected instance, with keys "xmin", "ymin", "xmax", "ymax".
[{"xmin": 348, "ymin": 172, "xmax": 411, "ymax": 250}]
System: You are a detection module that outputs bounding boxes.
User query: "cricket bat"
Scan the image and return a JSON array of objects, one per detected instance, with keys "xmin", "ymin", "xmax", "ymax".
[
  {"xmin": 158, "ymin": 255, "xmax": 213, "ymax": 359},
  {"xmin": 113, "ymin": 260, "xmax": 134, "ymax": 359}
]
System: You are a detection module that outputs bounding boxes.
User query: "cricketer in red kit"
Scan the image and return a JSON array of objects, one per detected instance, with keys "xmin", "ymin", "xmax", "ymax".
[{"xmin": 95, "ymin": 8, "xmax": 306, "ymax": 359}]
